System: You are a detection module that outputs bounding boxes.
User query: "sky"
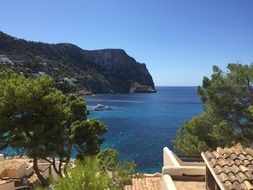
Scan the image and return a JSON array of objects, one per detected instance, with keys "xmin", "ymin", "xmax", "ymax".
[{"xmin": 1, "ymin": 0, "xmax": 253, "ymax": 86}]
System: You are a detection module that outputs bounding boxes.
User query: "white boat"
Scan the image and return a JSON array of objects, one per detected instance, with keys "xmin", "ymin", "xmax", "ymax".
[{"xmin": 91, "ymin": 104, "xmax": 111, "ymax": 111}]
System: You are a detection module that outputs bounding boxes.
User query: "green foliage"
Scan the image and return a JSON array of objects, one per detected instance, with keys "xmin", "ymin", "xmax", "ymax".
[
  {"xmin": 112, "ymin": 160, "xmax": 136, "ymax": 189},
  {"xmin": 0, "ymin": 69, "xmax": 134, "ymax": 188},
  {"xmin": 98, "ymin": 148, "xmax": 119, "ymax": 171},
  {"xmin": 36, "ymin": 153, "xmax": 136, "ymax": 190},
  {"xmin": 0, "ymin": 69, "xmax": 107, "ymax": 185},
  {"xmin": 174, "ymin": 63, "xmax": 253, "ymax": 154},
  {"xmin": 70, "ymin": 119, "xmax": 107, "ymax": 158},
  {"xmin": 0, "ymin": 69, "xmax": 66, "ymax": 156},
  {"xmin": 173, "ymin": 112, "xmax": 238, "ymax": 155},
  {"xmin": 98, "ymin": 148, "xmax": 136, "ymax": 189},
  {"xmin": 36, "ymin": 157, "xmax": 113, "ymax": 190}
]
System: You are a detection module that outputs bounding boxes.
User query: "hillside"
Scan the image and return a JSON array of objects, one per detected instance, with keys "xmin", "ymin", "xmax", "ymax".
[{"xmin": 0, "ymin": 32, "xmax": 156, "ymax": 94}]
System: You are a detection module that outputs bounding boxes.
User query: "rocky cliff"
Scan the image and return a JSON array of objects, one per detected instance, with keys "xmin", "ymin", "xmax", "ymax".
[{"xmin": 0, "ymin": 32, "xmax": 156, "ymax": 94}]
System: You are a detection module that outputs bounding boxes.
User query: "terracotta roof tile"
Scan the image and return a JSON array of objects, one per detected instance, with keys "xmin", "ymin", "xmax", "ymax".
[
  {"xmin": 244, "ymin": 159, "xmax": 251, "ymax": 167},
  {"xmin": 246, "ymin": 155, "xmax": 253, "ymax": 161},
  {"xmin": 239, "ymin": 165, "xmax": 249, "ymax": 173},
  {"xmin": 230, "ymin": 153, "xmax": 238, "ymax": 160},
  {"xmin": 213, "ymin": 151, "xmax": 221, "ymax": 158},
  {"xmin": 217, "ymin": 157, "xmax": 227, "ymax": 167},
  {"xmin": 227, "ymin": 173, "xmax": 238, "ymax": 183},
  {"xmin": 214, "ymin": 165, "xmax": 223, "ymax": 174},
  {"xmin": 209, "ymin": 157, "xmax": 217, "ymax": 167},
  {"xmin": 245, "ymin": 148, "xmax": 253, "ymax": 156},
  {"xmin": 231, "ymin": 165, "xmax": 240, "ymax": 174},
  {"xmin": 244, "ymin": 181, "xmax": 253, "ymax": 190},
  {"xmin": 202, "ymin": 147, "xmax": 253, "ymax": 190},
  {"xmin": 205, "ymin": 151, "xmax": 214, "ymax": 158},
  {"xmin": 220, "ymin": 172, "xmax": 229, "ymax": 182},
  {"xmin": 226, "ymin": 158, "xmax": 235, "ymax": 166}
]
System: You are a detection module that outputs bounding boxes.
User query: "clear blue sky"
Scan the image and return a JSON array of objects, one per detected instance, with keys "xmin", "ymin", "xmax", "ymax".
[{"xmin": 1, "ymin": 0, "xmax": 253, "ymax": 86}]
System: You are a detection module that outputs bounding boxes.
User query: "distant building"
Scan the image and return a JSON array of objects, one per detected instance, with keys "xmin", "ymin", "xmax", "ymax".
[
  {"xmin": 0, "ymin": 55, "xmax": 15, "ymax": 66},
  {"xmin": 63, "ymin": 77, "xmax": 76, "ymax": 85},
  {"xmin": 38, "ymin": 71, "xmax": 46, "ymax": 76},
  {"xmin": 0, "ymin": 154, "xmax": 56, "ymax": 190}
]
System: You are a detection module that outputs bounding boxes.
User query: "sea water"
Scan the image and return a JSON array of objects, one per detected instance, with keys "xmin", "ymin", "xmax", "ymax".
[
  {"xmin": 0, "ymin": 87, "xmax": 203, "ymax": 173},
  {"xmin": 86, "ymin": 86, "xmax": 203, "ymax": 173}
]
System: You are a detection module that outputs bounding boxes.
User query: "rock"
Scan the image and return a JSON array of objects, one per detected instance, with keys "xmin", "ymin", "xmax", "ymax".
[{"xmin": 130, "ymin": 82, "xmax": 157, "ymax": 93}]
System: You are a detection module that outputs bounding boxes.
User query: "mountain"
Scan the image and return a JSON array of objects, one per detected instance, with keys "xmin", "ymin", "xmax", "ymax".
[{"xmin": 0, "ymin": 32, "xmax": 156, "ymax": 94}]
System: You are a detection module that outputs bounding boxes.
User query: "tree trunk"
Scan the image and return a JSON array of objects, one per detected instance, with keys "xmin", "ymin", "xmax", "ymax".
[
  {"xmin": 63, "ymin": 158, "xmax": 70, "ymax": 178},
  {"xmin": 63, "ymin": 145, "xmax": 72, "ymax": 177},
  {"xmin": 33, "ymin": 157, "xmax": 48, "ymax": 186},
  {"xmin": 59, "ymin": 158, "xmax": 63, "ymax": 176},
  {"xmin": 44, "ymin": 157, "xmax": 62, "ymax": 177}
]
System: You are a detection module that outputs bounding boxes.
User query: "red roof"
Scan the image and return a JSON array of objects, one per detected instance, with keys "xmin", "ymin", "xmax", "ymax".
[
  {"xmin": 202, "ymin": 147, "xmax": 253, "ymax": 190},
  {"xmin": 124, "ymin": 173, "xmax": 162, "ymax": 190}
]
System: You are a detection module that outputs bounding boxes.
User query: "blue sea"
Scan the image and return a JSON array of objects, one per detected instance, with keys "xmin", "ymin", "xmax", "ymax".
[
  {"xmin": 85, "ymin": 86, "xmax": 203, "ymax": 173},
  {"xmin": 1, "ymin": 87, "xmax": 203, "ymax": 173}
]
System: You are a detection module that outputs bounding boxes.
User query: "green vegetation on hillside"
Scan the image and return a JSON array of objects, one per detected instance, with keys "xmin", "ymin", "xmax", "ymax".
[
  {"xmin": 174, "ymin": 63, "xmax": 253, "ymax": 154},
  {"xmin": 0, "ymin": 31, "xmax": 156, "ymax": 94}
]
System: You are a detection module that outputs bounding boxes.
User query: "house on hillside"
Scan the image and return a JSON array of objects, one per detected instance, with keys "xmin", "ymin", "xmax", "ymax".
[
  {"xmin": 0, "ymin": 55, "xmax": 15, "ymax": 66},
  {"xmin": 0, "ymin": 155, "xmax": 56, "ymax": 190}
]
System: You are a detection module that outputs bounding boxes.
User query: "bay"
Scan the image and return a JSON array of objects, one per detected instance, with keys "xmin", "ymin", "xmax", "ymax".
[
  {"xmin": 0, "ymin": 87, "xmax": 203, "ymax": 173},
  {"xmin": 85, "ymin": 86, "xmax": 203, "ymax": 173}
]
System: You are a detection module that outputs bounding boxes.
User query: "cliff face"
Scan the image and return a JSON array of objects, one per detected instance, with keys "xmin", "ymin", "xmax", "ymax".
[{"xmin": 0, "ymin": 32, "xmax": 156, "ymax": 94}]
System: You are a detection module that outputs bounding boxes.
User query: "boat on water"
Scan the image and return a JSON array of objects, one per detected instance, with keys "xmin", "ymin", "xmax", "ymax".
[{"xmin": 91, "ymin": 104, "xmax": 111, "ymax": 111}]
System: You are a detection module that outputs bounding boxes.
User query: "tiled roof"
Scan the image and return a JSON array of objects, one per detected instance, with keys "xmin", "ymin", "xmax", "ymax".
[
  {"xmin": 0, "ymin": 159, "xmax": 26, "ymax": 173},
  {"xmin": 124, "ymin": 173, "xmax": 162, "ymax": 190},
  {"xmin": 202, "ymin": 147, "xmax": 253, "ymax": 190}
]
